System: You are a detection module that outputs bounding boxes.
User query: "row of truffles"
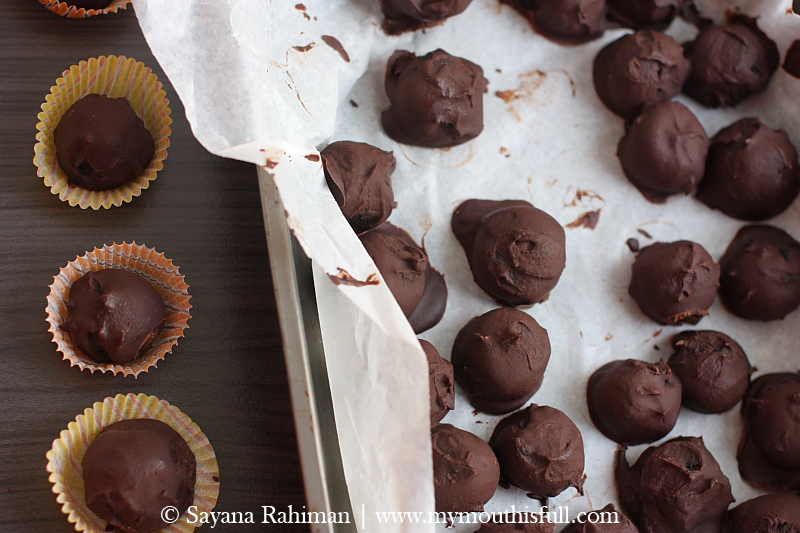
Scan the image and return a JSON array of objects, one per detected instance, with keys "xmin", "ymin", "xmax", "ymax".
[{"xmin": 628, "ymin": 224, "xmax": 800, "ymax": 326}]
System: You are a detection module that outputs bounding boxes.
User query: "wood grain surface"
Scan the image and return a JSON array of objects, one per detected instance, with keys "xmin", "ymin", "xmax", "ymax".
[{"xmin": 0, "ymin": 2, "xmax": 308, "ymax": 531}]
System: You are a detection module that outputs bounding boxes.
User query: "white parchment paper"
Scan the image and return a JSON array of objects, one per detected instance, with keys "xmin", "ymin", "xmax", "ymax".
[{"xmin": 136, "ymin": 1, "xmax": 800, "ymax": 531}]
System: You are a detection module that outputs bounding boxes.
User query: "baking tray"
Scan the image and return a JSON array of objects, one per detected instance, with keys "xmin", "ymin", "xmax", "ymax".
[{"xmin": 258, "ymin": 167, "xmax": 356, "ymax": 533}]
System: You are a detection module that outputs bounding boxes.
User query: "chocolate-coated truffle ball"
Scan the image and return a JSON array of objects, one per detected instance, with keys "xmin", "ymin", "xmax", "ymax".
[
  {"xmin": 61, "ymin": 269, "xmax": 166, "ymax": 365},
  {"xmin": 489, "ymin": 404, "xmax": 585, "ymax": 500},
  {"xmin": 452, "ymin": 307, "xmax": 550, "ymax": 415},
  {"xmin": 422, "ymin": 339, "xmax": 454, "ymax": 426},
  {"xmin": 738, "ymin": 373, "xmax": 800, "ymax": 491},
  {"xmin": 617, "ymin": 101, "xmax": 709, "ymax": 203},
  {"xmin": 593, "ymin": 30, "xmax": 689, "ymax": 120},
  {"xmin": 500, "ymin": 0, "xmax": 606, "ymax": 45},
  {"xmin": 54, "ymin": 93, "xmax": 155, "ymax": 191},
  {"xmin": 322, "ymin": 141, "xmax": 395, "ymax": 235},
  {"xmin": 452, "ymin": 199, "xmax": 566, "ymax": 307},
  {"xmin": 360, "ymin": 223, "xmax": 447, "ymax": 333},
  {"xmin": 718, "ymin": 225, "xmax": 800, "ymax": 321},
  {"xmin": 432, "ymin": 423, "xmax": 500, "ymax": 513},
  {"xmin": 727, "ymin": 492, "xmax": 800, "ymax": 533},
  {"xmin": 784, "ymin": 40, "xmax": 800, "ymax": 79},
  {"xmin": 668, "ymin": 330, "xmax": 751, "ymax": 413},
  {"xmin": 606, "ymin": 0, "xmax": 680, "ymax": 30},
  {"xmin": 587, "ymin": 359, "xmax": 682, "ymax": 445},
  {"xmin": 616, "ymin": 437, "xmax": 734, "ymax": 533},
  {"xmin": 683, "ymin": 18, "xmax": 779, "ymax": 108},
  {"xmin": 381, "ymin": 0, "xmax": 473, "ymax": 35},
  {"xmin": 561, "ymin": 504, "xmax": 639, "ymax": 533},
  {"xmin": 697, "ymin": 119, "xmax": 800, "ymax": 221},
  {"xmin": 628, "ymin": 241, "xmax": 720, "ymax": 325},
  {"xmin": 83, "ymin": 419, "xmax": 196, "ymax": 533},
  {"xmin": 477, "ymin": 514, "xmax": 555, "ymax": 532},
  {"xmin": 382, "ymin": 49, "xmax": 488, "ymax": 148}
]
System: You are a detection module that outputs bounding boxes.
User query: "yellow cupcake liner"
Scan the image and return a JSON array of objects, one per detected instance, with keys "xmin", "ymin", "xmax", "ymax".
[
  {"xmin": 46, "ymin": 242, "xmax": 191, "ymax": 377},
  {"xmin": 47, "ymin": 393, "xmax": 220, "ymax": 533},
  {"xmin": 34, "ymin": 55, "xmax": 171, "ymax": 209},
  {"xmin": 39, "ymin": 0, "xmax": 131, "ymax": 18}
]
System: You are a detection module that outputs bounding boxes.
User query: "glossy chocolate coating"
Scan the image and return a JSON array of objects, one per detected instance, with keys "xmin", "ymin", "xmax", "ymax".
[
  {"xmin": 616, "ymin": 436, "xmax": 734, "ymax": 533},
  {"xmin": 607, "ymin": 0, "xmax": 680, "ymax": 30},
  {"xmin": 628, "ymin": 241, "xmax": 719, "ymax": 325},
  {"xmin": 683, "ymin": 18, "xmax": 779, "ymax": 108},
  {"xmin": 360, "ymin": 223, "xmax": 447, "ymax": 333},
  {"xmin": 489, "ymin": 404, "xmax": 585, "ymax": 499},
  {"xmin": 617, "ymin": 101, "xmax": 709, "ymax": 203},
  {"xmin": 322, "ymin": 141, "xmax": 395, "ymax": 235},
  {"xmin": 422, "ymin": 339, "xmax": 454, "ymax": 426},
  {"xmin": 71, "ymin": 0, "xmax": 113, "ymax": 9},
  {"xmin": 561, "ymin": 504, "xmax": 639, "ymax": 533},
  {"xmin": 431, "ymin": 423, "xmax": 500, "ymax": 513},
  {"xmin": 668, "ymin": 330, "xmax": 751, "ymax": 413},
  {"xmin": 381, "ymin": 0, "xmax": 473, "ymax": 34},
  {"xmin": 54, "ymin": 93, "xmax": 155, "ymax": 191},
  {"xmin": 382, "ymin": 49, "xmax": 488, "ymax": 148},
  {"xmin": 477, "ymin": 514, "xmax": 555, "ymax": 532},
  {"xmin": 61, "ymin": 269, "xmax": 166, "ymax": 365},
  {"xmin": 500, "ymin": 0, "xmax": 606, "ymax": 45},
  {"xmin": 452, "ymin": 307, "xmax": 550, "ymax": 415},
  {"xmin": 738, "ymin": 373, "xmax": 800, "ymax": 491},
  {"xmin": 784, "ymin": 40, "xmax": 800, "ymax": 79},
  {"xmin": 593, "ymin": 30, "xmax": 689, "ymax": 120},
  {"xmin": 727, "ymin": 492, "xmax": 800, "ymax": 533},
  {"xmin": 452, "ymin": 199, "xmax": 566, "ymax": 307},
  {"xmin": 83, "ymin": 419, "xmax": 196, "ymax": 533},
  {"xmin": 718, "ymin": 225, "xmax": 800, "ymax": 321},
  {"xmin": 697, "ymin": 118, "xmax": 800, "ymax": 221},
  {"xmin": 587, "ymin": 359, "xmax": 681, "ymax": 445}
]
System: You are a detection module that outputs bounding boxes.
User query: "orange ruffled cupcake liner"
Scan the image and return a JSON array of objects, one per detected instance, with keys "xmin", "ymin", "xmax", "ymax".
[
  {"xmin": 34, "ymin": 55, "xmax": 171, "ymax": 209},
  {"xmin": 47, "ymin": 393, "xmax": 220, "ymax": 533},
  {"xmin": 46, "ymin": 242, "xmax": 191, "ymax": 377},
  {"xmin": 39, "ymin": 0, "xmax": 131, "ymax": 18}
]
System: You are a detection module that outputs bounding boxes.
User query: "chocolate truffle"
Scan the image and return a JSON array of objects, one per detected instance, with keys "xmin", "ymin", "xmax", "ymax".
[
  {"xmin": 784, "ymin": 40, "xmax": 800, "ymax": 79},
  {"xmin": 360, "ymin": 223, "xmax": 447, "ymax": 333},
  {"xmin": 500, "ymin": 0, "xmax": 606, "ymax": 45},
  {"xmin": 452, "ymin": 307, "xmax": 550, "ymax": 415},
  {"xmin": 697, "ymin": 119, "xmax": 800, "ymax": 221},
  {"xmin": 54, "ymin": 93, "xmax": 155, "ymax": 191},
  {"xmin": 82, "ymin": 419, "xmax": 196, "ymax": 533},
  {"xmin": 61, "ymin": 269, "xmax": 166, "ymax": 365},
  {"xmin": 587, "ymin": 359, "xmax": 682, "ymax": 445},
  {"xmin": 382, "ymin": 49, "xmax": 488, "ymax": 148},
  {"xmin": 738, "ymin": 373, "xmax": 800, "ymax": 491},
  {"xmin": 431, "ymin": 423, "xmax": 500, "ymax": 513},
  {"xmin": 606, "ymin": 0, "xmax": 680, "ymax": 30},
  {"xmin": 727, "ymin": 492, "xmax": 800, "ymax": 533},
  {"xmin": 322, "ymin": 141, "xmax": 395, "ymax": 235},
  {"xmin": 422, "ymin": 339, "xmax": 454, "ymax": 426},
  {"xmin": 617, "ymin": 101, "xmax": 709, "ymax": 203},
  {"xmin": 718, "ymin": 225, "xmax": 800, "ymax": 320},
  {"xmin": 562, "ymin": 504, "xmax": 638, "ymax": 533},
  {"xmin": 668, "ymin": 330, "xmax": 751, "ymax": 413},
  {"xmin": 381, "ymin": 0, "xmax": 473, "ymax": 35},
  {"xmin": 628, "ymin": 241, "xmax": 720, "ymax": 325},
  {"xmin": 452, "ymin": 199, "xmax": 566, "ymax": 307},
  {"xmin": 476, "ymin": 514, "xmax": 555, "ymax": 532},
  {"xmin": 489, "ymin": 404, "xmax": 585, "ymax": 500},
  {"xmin": 616, "ymin": 437, "xmax": 734, "ymax": 533},
  {"xmin": 683, "ymin": 18, "xmax": 779, "ymax": 108},
  {"xmin": 593, "ymin": 30, "xmax": 689, "ymax": 120}
]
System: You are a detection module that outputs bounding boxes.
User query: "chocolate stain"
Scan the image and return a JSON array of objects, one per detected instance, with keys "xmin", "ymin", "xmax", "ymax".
[
  {"xmin": 293, "ymin": 44, "xmax": 314, "ymax": 53},
  {"xmin": 264, "ymin": 159, "xmax": 279, "ymax": 169},
  {"xmin": 305, "ymin": 154, "xmax": 320, "ymax": 162},
  {"xmin": 322, "ymin": 35, "xmax": 350, "ymax": 63},
  {"xmin": 638, "ymin": 228, "xmax": 653, "ymax": 239},
  {"xmin": 566, "ymin": 210, "xmax": 601, "ymax": 229},
  {"xmin": 349, "ymin": 100, "xmax": 359, "ymax": 108},
  {"xmin": 295, "ymin": 3, "xmax": 311, "ymax": 20},
  {"xmin": 328, "ymin": 268, "xmax": 380, "ymax": 287},
  {"xmin": 566, "ymin": 188, "xmax": 605, "ymax": 207},
  {"xmin": 626, "ymin": 238, "xmax": 640, "ymax": 252}
]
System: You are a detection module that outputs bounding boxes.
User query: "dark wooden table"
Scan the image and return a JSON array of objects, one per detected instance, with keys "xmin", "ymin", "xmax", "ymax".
[{"xmin": 0, "ymin": 2, "xmax": 308, "ymax": 531}]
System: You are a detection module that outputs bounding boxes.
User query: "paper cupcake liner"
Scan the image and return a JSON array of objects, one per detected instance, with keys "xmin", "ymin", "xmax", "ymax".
[
  {"xmin": 47, "ymin": 393, "xmax": 220, "ymax": 533},
  {"xmin": 39, "ymin": 0, "xmax": 131, "ymax": 18},
  {"xmin": 34, "ymin": 55, "xmax": 171, "ymax": 209},
  {"xmin": 46, "ymin": 242, "xmax": 191, "ymax": 377}
]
